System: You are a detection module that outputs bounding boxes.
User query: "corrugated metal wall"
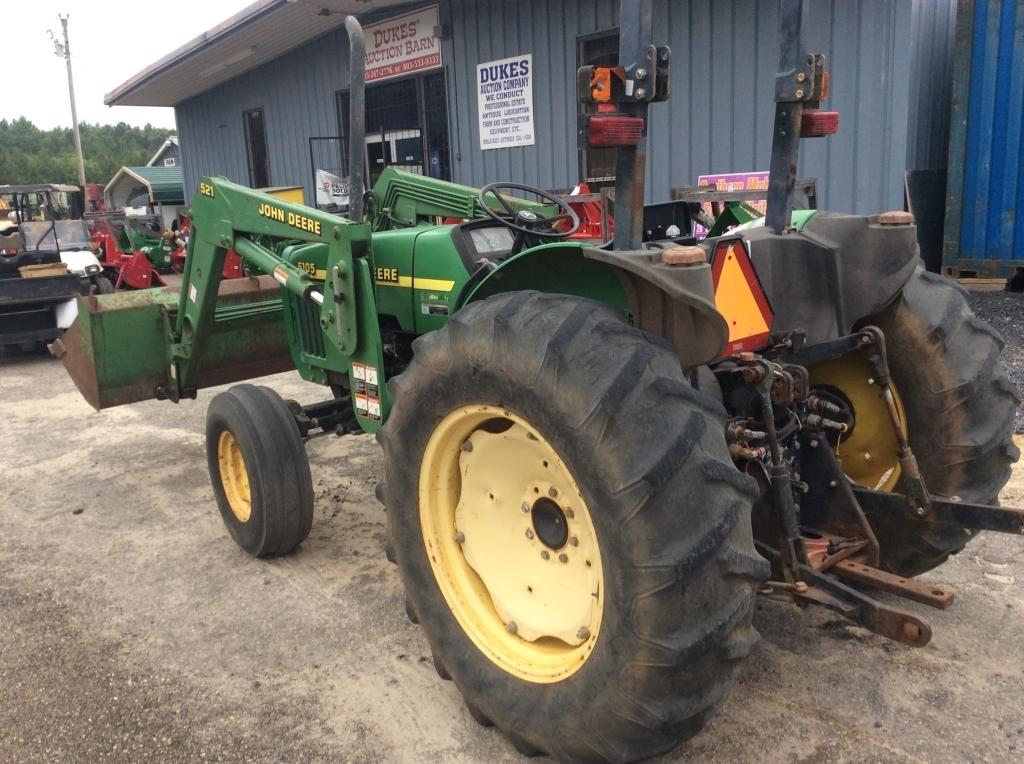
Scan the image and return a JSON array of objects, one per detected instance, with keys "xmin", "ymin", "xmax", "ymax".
[
  {"xmin": 175, "ymin": 0, "xmax": 955, "ymax": 214},
  {"xmin": 944, "ymin": 0, "xmax": 1024, "ymax": 277},
  {"xmin": 907, "ymin": 0, "xmax": 959, "ymax": 170},
  {"xmin": 177, "ymin": 25, "xmax": 352, "ymax": 205},
  {"xmin": 445, "ymin": 0, "xmax": 916, "ymax": 213}
]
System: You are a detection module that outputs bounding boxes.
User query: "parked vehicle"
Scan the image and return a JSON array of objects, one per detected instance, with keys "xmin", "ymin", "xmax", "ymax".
[{"xmin": 0, "ymin": 184, "xmax": 106, "ymax": 348}]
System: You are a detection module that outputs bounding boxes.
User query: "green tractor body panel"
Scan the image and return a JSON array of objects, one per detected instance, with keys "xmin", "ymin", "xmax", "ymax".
[
  {"xmin": 462, "ymin": 242, "xmax": 630, "ymax": 314},
  {"xmin": 52, "ymin": 172, "xmax": 914, "ymax": 439}
]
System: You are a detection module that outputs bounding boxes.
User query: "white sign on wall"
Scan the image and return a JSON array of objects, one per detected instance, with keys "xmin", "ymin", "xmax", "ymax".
[
  {"xmin": 477, "ymin": 54, "xmax": 535, "ymax": 150},
  {"xmin": 315, "ymin": 169, "xmax": 350, "ymax": 208},
  {"xmin": 364, "ymin": 5, "xmax": 442, "ymax": 83}
]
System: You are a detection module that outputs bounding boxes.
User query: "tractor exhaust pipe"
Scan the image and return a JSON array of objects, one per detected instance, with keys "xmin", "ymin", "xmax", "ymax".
[{"xmin": 345, "ymin": 16, "xmax": 366, "ymax": 222}]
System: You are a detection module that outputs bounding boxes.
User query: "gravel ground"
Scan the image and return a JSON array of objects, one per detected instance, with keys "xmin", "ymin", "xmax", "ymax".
[
  {"xmin": 1, "ymin": 294, "xmax": 1023, "ymax": 762},
  {"xmin": 968, "ymin": 289, "xmax": 1024, "ymax": 432}
]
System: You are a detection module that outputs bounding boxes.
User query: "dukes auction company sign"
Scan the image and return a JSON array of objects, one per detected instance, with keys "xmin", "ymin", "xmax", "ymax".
[{"xmin": 364, "ymin": 5, "xmax": 442, "ymax": 83}]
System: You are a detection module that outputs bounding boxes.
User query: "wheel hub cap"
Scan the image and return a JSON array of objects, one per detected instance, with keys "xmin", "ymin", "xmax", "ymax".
[
  {"xmin": 419, "ymin": 405, "xmax": 604, "ymax": 683},
  {"xmin": 217, "ymin": 430, "xmax": 252, "ymax": 522},
  {"xmin": 810, "ymin": 350, "xmax": 908, "ymax": 491},
  {"xmin": 531, "ymin": 498, "xmax": 568, "ymax": 550}
]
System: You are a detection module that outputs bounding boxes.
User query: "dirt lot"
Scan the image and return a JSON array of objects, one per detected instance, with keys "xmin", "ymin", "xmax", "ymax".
[{"xmin": 2, "ymin": 326, "xmax": 1023, "ymax": 763}]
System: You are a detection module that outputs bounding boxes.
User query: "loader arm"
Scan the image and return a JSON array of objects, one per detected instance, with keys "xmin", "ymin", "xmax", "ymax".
[
  {"xmin": 166, "ymin": 177, "xmax": 386, "ymax": 422},
  {"xmin": 367, "ymin": 167, "xmax": 556, "ymax": 232}
]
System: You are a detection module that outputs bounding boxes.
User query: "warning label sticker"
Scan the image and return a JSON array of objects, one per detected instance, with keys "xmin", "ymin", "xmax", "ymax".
[
  {"xmin": 367, "ymin": 397, "xmax": 382, "ymax": 419},
  {"xmin": 351, "ymin": 362, "xmax": 381, "ymax": 402},
  {"xmin": 353, "ymin": 392, "xmax": 381, "ymax": 420}
]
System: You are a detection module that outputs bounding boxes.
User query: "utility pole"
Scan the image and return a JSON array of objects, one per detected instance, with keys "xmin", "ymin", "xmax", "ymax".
[{"xmin": 50, "ymin": 15, "xmax": 86, "ymax": 188}]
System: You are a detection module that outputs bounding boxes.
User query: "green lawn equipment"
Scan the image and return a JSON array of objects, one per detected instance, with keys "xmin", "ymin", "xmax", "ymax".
[{"xmin": 51, "ymin": 3, "xmax": 1021, "ymax": 762}]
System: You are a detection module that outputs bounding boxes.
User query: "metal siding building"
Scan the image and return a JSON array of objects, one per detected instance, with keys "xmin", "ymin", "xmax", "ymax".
[{"xmin": 159, "ymin": 0, "xmax": 957, "ymax": 214}]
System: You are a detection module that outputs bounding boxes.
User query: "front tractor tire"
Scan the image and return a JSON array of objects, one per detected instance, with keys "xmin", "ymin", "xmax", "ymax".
[
  {"xmin": 205, "ymin": 384, "xmax": 314, "ymax": 557},
  {"xmin": 378, "ymin": 292, "xmax": 768, "ymax": 763}
]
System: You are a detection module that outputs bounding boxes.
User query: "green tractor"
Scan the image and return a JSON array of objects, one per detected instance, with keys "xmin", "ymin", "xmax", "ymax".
[{"xmin": 52, "ymin": 3, "xmax": 1021, "ymax": 762}]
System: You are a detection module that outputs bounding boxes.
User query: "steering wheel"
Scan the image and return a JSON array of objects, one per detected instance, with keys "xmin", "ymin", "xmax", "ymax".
[{"xmin": 477, "ymin": 182, "xmax": 580, "ymax": 253}]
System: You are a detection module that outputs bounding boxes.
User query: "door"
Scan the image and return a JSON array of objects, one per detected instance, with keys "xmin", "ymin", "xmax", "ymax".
[
  {"xmin": 243, "ymin": 108, "xmax": 271, "ymax": 188},
  {"xmin": 338, "ymin": 71, "xmax": 451, "ymax": 186}
]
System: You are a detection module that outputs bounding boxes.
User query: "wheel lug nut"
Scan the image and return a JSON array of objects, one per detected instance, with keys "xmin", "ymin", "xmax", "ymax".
[
  {"xmin": 558, "ymin": 553, "xmax": 568, "ymax": 563},
  {"xmin": 569, "ymin": 536, "xmax": 578, "ymax": 546},
  {"xmin": 521, "ymin": 502, "xmax": 529, "ymax": 513},
  {"xmin": 506, "ymin": 621, "xmax": 518, "ymax": 634},
  {"xmin": 453, "ymin": 532, "xmax": 465, "ymax": 544},
  {"xmin": 565, "ymin": 508, "xmax": 575, "ymax": 519},
  {"xmin": 548, "ymin": 486, "xmax": 558, "ymax": 498},
  {"xmin": 460, "ymin": 440, "xmax": 473, "ymax": 452},
  {"xmin": 525, "ymin": 529, "xmax": 534, "ymax": 540},
  {"xmin": 540, "ymin": 550, "xmax": 550, "ymax": 560},
  {"xmin": 576, "ymin": 627, "xmax": 590, "ymax": 641}
]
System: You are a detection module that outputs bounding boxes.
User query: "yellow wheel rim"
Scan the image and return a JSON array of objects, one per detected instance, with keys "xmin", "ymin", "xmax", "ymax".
[
  {"xmin": 809, "ymin": 351, "xmax": 908, "ymax": 491},
  {"xmin": 419, "ymin": 405, "xmax": 604, "ymax": 684},
  {"xmin": 217, "ymin": 430, "xmax": 252, "ymax": 522}
]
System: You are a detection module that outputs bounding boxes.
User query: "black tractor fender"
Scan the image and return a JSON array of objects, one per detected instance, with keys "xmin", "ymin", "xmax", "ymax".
[
  {"xmin": 739, "ymin": 212, "xmax": 921, "ymax": 343},
  {"xmin": 459, "ymin": 241, "xmax": 729, "ymax": 370}
]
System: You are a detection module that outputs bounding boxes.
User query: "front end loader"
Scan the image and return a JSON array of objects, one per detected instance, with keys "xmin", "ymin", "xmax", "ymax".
[{"xmin": 51, "ymin": 3, "xmax": 1021, "ymax": 762}]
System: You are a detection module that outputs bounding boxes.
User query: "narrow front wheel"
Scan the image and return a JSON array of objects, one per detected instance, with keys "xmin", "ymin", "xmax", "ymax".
[{"xmin": 205, "ymin": 384, "xmax": 314, "ymax": 556}]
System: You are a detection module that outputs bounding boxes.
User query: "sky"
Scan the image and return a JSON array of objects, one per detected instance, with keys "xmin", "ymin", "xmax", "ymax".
[{"xmin": 9, "ymin": 0, "xmax": 253, "ymax": 130}]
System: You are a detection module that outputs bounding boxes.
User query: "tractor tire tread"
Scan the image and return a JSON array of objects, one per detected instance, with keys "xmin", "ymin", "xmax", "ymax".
[
  {"xmin": 205, "ymin": 384, "xmax": 314, "ymax": 557},
  {"xmin": 865, "ymin": 267, "xmax": 1019, "ymax": 576},
  {"xmin": 379, "ymin": 291, "xmax": 769, "ymax": 763}
]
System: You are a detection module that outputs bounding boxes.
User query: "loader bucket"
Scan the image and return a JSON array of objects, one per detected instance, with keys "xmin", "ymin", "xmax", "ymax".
[{"xmin": 51, "ymin": 276, "xmax": 294, "ymax": 410}]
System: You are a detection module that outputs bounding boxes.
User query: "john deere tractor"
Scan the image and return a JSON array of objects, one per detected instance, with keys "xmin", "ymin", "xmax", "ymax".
[{"xmin": 52, "ymin": 2, "xmax": 1021, "ymax": 761}]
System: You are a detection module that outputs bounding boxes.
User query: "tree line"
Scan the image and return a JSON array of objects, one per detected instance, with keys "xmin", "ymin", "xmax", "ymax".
[{"xmin": 0, "ymin": 118, "xmax": 175, "ymax": 187}]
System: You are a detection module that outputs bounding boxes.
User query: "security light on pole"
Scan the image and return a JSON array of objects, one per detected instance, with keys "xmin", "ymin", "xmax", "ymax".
[{"xmin": 48, "ymin": 15, "xmax": 86, "ymax": 189}]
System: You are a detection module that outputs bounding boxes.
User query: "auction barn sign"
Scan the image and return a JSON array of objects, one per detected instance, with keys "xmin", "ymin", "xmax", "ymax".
[
  {"xmin": 364, "ymin": 5, "xmax": 442, "ymax": 83},
  {"xmin": 477, "ymin": 54, "xmax": 535, "ymax": 150}
]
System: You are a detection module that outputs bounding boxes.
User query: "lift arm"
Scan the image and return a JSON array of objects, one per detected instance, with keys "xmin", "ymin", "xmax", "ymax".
[{"xmin": 165, "ymin": 176, "xmax": 375, "ymax": 403}]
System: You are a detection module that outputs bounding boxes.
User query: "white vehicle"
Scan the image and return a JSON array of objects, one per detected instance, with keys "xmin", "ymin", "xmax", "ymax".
[
  {"xmin": 0, "ymin": 184, "xmax": 109, "ymax": 348},
  {"xmin": 16, "ymin": 218, "xmax": 110, "ymax": 292}
]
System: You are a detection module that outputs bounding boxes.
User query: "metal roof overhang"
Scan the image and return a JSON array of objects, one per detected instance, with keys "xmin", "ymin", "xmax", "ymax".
[
  {"xmin": 106, "ymin": 167, "xmax": 184, "ymax": 205},
  {"xmin": 105, "ymin": 0, "xmax": 412, "ymax": 108}
]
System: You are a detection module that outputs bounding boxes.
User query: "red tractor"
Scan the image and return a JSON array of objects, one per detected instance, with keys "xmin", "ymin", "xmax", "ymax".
[{"xmin": 88, "ymin": 212, "xmax": 242, "ymax": 289}]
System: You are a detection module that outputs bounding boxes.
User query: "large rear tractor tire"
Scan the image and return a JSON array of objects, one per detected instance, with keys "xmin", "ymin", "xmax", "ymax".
[
  {"xmin": 205, "ymin": 384, "xmax": 314, "ymax": 557},
  {"xmin": 814, "ymin": 268, "xmax": 1019, "ymax": 578},
  {"xmin": 378, "ymin": 291, "xmax": 768, "ymax": 763}
]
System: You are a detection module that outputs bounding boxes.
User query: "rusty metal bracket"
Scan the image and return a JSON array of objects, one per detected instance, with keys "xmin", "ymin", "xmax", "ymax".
[
  {"xmin": 798, "ymin": 432, "xmax": 881, "ymax": 565},
  {"xmin": 831, "ymin": 559, "xmax": 954, "ymax": 610},
  {"xmin": 854, "ymin": 487, "xmax": 1024, "ymax": 536},
  {"xmin": 794, "ymin": 563, "xmax": 932, "ymax": 646}
]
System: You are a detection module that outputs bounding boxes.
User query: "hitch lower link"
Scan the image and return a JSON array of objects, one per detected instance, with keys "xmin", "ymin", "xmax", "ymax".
[{"xmin": 750, "ymin": 327, "xmax": 1024, "ymax": 647}]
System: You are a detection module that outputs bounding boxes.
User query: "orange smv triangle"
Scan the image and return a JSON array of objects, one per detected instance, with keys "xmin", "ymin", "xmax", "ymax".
[{"xmin": 711, "ymin": 238, "xmax": 774, "ymax": 357}]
